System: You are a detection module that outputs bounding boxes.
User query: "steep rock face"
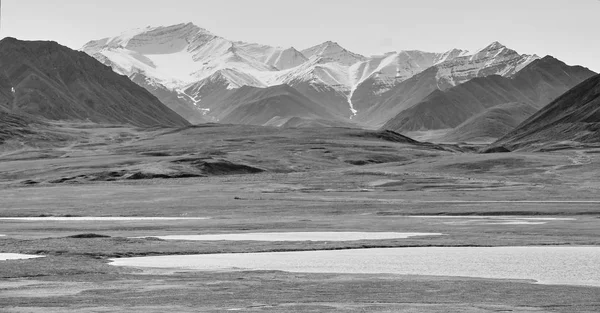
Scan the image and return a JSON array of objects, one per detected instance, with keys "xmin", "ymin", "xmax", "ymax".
[
  {"xmin": 0, "ymin": 38, "xmax": 189, "ymax": 127},
  {"xmin": 382, "ymin": 56, "xmax": 596, "ymax": 133},
  {"xmin": 488, "ymin": 74, "xmax": 600, "ymax": 151},
  {"xmin": 439, "ymin": 102, "xmax": 539, "ymax": 143}
]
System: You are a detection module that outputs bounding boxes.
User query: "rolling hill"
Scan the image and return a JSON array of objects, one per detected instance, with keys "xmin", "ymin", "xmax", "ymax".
[{"xmin": 0, "ymin": 111, "xmax": 77, "ymax": 151}]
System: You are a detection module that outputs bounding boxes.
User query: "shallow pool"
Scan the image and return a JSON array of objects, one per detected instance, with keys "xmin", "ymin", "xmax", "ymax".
[
  {"xmin": 0, "ymin": 217, "xmax": 210, "ymax": 221},
  {"xmin": 137, "ymin": 232, "xmax": 442, "ymax": 242},
  {"xmin": 412, "ymin": 216, "xmax": 576, "ymax": 225},
  {"xmin": 110, "ymin": 247, "xmax": 600, "ymax": 287},
  {"xmin": 0, "ymin": 253, "xmax": 44, "ymax": 261},
  {"xmin": 412, "ymin": 216, "xmax": 576, "ymax": 220}
]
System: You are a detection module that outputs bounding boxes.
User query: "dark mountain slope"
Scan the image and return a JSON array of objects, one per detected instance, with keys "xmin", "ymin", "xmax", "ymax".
[
  {"xmin": 440, "ymin": 102, "xmax": 539, "ymax": 143},
  {"xmin": 0, "ymin": 38, "xmax": 189, "ymax": 127},
  {"xmin": 353, "ymin": 67, "xmax": 440, "ymax": 128},
  {"xmin": 289, "ymin": 80, "xmax": 352, "ymax": 118},
  {"xmin": 487, "ymin": 74, "xmax": 600, "ymax": 151},
  {"xmin": 217, "ymin": 84, "xmax": 343, "ymax": 126},
  {"xmin": 382, "ymin": 56, "xmax": 595, "ymax": 133}
]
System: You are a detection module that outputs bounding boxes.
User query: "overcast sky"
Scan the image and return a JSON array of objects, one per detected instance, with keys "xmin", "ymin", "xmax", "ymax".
[{"xmin": 1, "ymin": 0, "xmax": 598, "ymax": 72}]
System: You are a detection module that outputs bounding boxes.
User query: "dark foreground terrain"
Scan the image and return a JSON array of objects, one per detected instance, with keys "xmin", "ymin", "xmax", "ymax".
[{"xmin": 1, "ymin": 123, "xmax": 599, "ymax": 312}]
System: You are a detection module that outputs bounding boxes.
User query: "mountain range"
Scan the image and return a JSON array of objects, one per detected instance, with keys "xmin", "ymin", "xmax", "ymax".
[
  {"xmin": 82, "ymin": 23, "xmax": 548, "ymax": 129},
  {"xmin": 1, "ymin": 21, "xmax": 598, "ymax": 150}
]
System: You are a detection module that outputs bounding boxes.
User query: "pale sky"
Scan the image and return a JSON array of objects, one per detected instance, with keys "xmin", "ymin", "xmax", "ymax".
[{"xmin": 1, "ymin": 0, "xmax": 598, "ymax": 72}]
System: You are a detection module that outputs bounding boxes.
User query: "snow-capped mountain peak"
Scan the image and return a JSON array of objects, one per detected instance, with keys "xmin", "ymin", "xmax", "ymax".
[
  {"xmin": 435, "ymin": 41, "xmax": 540, "ymax": 89},
  {"xmin": 83, "ymin": 23, "xmax": 277, "ymax": 89},
  {"xmin": 83, "ymin": 23, "xmax": 213, "ymax": 54},
  {"xmin": 301, "ymin": 41, "xmax": 366, "ymax": 66},
  {"xmin": 483, "ymin": 41, "xmax": 506, "ymax": 50},
  {"xmin": 470, "ymin": 41, "xmax": 513, "ymax": 61}
]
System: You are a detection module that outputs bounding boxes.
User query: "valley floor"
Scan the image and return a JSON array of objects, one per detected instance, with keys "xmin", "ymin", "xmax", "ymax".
[{"xmin": 1, "ymin": 123, "xmax": 599, "ymax": 312}]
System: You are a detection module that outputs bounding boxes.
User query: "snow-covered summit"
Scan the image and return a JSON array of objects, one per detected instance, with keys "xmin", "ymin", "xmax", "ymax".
[
  {"xmin": 301, "ymin": 41, "xmax": 366, "ymax": 66},
  {"xmin": 83, "ymin": 23, "xmax": 214, "ymax": 54},
  {"xmin": 434, "ymin": 41, "xmax": 540, "ymax": 89},
  {"xmin": 81, "ymin": 23, "xmax": 306, "ymax": 89}
]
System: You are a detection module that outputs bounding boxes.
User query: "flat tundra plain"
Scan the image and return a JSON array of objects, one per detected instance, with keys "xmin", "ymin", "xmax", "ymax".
[{"xmin": 1, "ymin": 123, "xmax": 599, "ymax": 312}]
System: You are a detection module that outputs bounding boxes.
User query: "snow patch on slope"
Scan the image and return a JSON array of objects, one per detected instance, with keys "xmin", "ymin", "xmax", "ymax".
[{"xmin": 349, "ymin": 50, "xmax": 445, "ymax": 88}]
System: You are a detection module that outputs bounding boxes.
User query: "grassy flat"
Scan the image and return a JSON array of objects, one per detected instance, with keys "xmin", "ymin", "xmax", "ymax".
[{"xmin": 1, "ymin": 123, "xmax": 599, "ymax": 312}]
